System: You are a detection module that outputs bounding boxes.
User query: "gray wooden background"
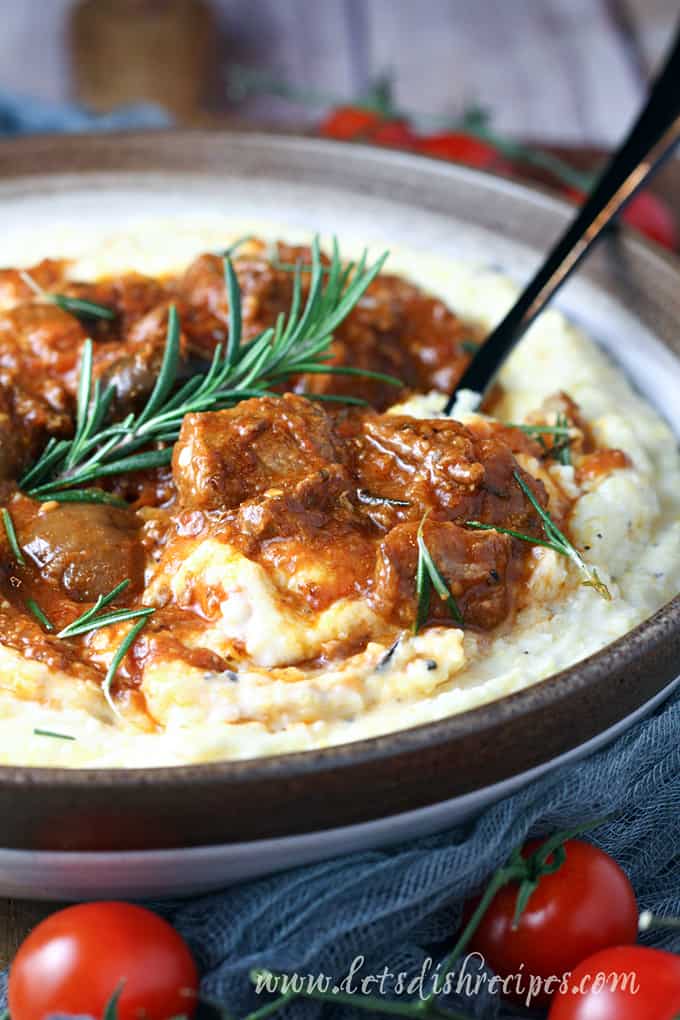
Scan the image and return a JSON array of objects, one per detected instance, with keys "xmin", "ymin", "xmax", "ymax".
[{"xmin": 0, "ymin": 0, "xmax": 677, "ymax": 145}]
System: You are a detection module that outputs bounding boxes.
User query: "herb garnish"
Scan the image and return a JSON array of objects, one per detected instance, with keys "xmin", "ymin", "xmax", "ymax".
[
  {"xmin": 357, "ymin": 489, "xmax": 411, "ymax": 507},
  {"xmin": 51, "ymin": 295, "xmax": 116, "ymax": 321},
  {"xmin": 57, "ymin": 579, "xmax": 154, "ymax": 639},
  {"xmin": 415, "ymin": 511, "xmax": 464, "ymax": 633},
  {"xmin": 552, "ymin": 412, "xmax": 572, "ymax": 465},
  {"xmin": 19, "ymin": 271, "xmax": 115, "ymax": 321},
  {"xmin": 34, "ymin": 728, "xmax": 76, "ymax": 741},
  {"xmin": 55, "ymin": 579, "xmax": 154, "ymax": 719},
  {"xmin": 216, "ymin": 235, "xmax": 253, "ymax": 258},
  {"xmin": 506, "ymin": 419, "xmax": 573, "ymax": 465},
  {"xmin": 1, "ymin": 507, "xmax": 25, "ymax": 566},
  {"xmin": 21, "ymin": 238, "xmax": 397, "ymax": 502},
  {"xmin": 466, "ymin": 470, "xmax": 611, "ymax": 600},
  {"xmin": 103, "ymin": 616, "xmax": 150, "ymax": 719},
  {"xmin": 26, "ymin": 598, "xmax": 54, "ymax": 632}
]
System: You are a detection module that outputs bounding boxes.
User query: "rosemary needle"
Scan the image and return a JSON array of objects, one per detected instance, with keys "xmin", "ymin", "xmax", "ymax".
[
  {"xmin": 18, "ymin": 270, "xmax": 115, "ymax": 321},
  {"xmin": 26, "ymin": 598, "xmax": 54, "ymax": 632},
  {"xmin": 467, "ymin": 471, "xmax": 610, "ymax": 600},
  {"xmin": 57, "ymin": 579, "xmax": 154, "ymax": 639},
  {"xmin": 1, "ymin": 508, "xmax": 25, "ymax": 566},
  {"xmin": 414, "ymin": 511, "xmax": 464, "ymax": 633},
  {"xmin": 51, "ymin": 294, "xmax": 116, "ymax": 322},
  {"xmin": 216, "ymin": 235, "xmax": 253, "ymax": 257},
  {"xmin": 34, "ymin": 728, "xmax": 76, "ymax": 741},
  {"xmin": 103, "ymin": 616, "xmax": 151, "ymax": 721}
]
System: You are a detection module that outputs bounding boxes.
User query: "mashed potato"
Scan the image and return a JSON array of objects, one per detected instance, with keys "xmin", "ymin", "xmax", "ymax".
[{"xmin": 0, "ymin": 225, "xmax": 678, "ymax": 768}]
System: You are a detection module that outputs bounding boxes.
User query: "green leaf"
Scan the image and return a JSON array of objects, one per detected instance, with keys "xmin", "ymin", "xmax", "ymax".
[
  {"xmin": 464, "ymin": 520, "xmax": 557, "ymax": 551},
  {"xmin": 103, "ymin": 615, "xmax": 152, "ymax": 720},
  {"xmin": 224, "ymin": 256, "xmax": 242, "ymax": 369},
  {"xmin": 34, "ymin": 488, "xmax": 129, "ymax": 507},
  {"xmin": 51, "ymin": 294, "xmax": 116, "ymax": 321},
  {"xmin": 26, "ymin": 598, "xmax": 54, "ymax": 632},
  {"xmin": 414, "ymin": 511, "xmax": 463, "ymax": 630},
  {"xmin": 513, "ymin": 470, "xmax": 611, "ymax": 600},
  {"xmin": 2, "ymin": 507, "xmax": 25, "ymax": 566},
  {"xmin": 217, "ymin": 234, "xmax": 253, "ymax": 258},
  {"xmin": 34, "ymin": 727, "xmax": 76, "ymax": 741},
  {"xmin": 136, "ymin": 305, "xmax": 181, "ymax": 427},
  {"xmin": 57, "ymin": 579, "xmax": 131, "ymax": 638}
]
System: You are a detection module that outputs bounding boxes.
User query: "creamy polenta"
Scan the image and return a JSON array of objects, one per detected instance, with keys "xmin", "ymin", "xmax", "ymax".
[{"xmin": 0, "ymin": 226, "xmax": 678, "ymax": 767}]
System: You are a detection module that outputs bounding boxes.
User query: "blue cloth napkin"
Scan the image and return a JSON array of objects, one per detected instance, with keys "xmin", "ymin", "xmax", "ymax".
[{"xmin": 1, "ymin": 94, "xmax": 678, "ymax": 1019}]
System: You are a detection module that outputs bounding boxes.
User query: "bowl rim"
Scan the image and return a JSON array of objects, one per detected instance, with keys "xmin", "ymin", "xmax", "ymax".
[{"xmin": 0, "ymin": 128, "xmax": 678, "ymax": 789}]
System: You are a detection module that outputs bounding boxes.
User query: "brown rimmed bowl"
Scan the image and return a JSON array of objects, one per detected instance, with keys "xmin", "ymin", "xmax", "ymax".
[{"xmin": 0, "ymin": 132, "xmax": 678, "ymax": 897}]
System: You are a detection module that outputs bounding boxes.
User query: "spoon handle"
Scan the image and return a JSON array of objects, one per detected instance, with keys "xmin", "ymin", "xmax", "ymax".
[{"xmin": 446, "ymin": 26, "xmax": 680, "ymax": 411}]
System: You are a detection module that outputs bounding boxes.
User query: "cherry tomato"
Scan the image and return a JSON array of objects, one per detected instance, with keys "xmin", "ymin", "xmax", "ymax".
[
  {"xmin": 413, "ymin": 132, "xmax": 499, "ymax": 168},
  {"xmin": 9, "ymin": 901, "xmax": 199, "ymax": 1020},
  {"xmin": 369, "ymin": 120, "xmax": 418, "ymax": 148},
  {"xmin": 563, "ymin": 185, "xmax": 678, "ymax": 251},
  {"xmin": 621, "ymin": 190, "xmax": 679, "ymax": 251},
  {"xmin": 467, "ymin": 839, "xmax": 638, "ymax": 1006},
  {"xmin": 318, "ymin": 106, "xmax": 384, "ymax": 140},
  {"xmin": 549, "ymin": 945, "xmax": 680, "ymax": 1019}
]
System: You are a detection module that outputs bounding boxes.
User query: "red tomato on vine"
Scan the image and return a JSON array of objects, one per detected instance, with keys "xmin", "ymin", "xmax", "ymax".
[
  {"xmin": 548, "ymin": 945, "xmax": 680, "ymax": 1019},
  {"xmin": 8, "ymin": 901, "xmax": 199, "ymax": 1020},
  {"xmin": 467, "ymin": 839, "xmax": 638, "ymax": 1006},
  {"xmin": 563, "ymin": 185, "xmax": 678, "ymax": 250}
]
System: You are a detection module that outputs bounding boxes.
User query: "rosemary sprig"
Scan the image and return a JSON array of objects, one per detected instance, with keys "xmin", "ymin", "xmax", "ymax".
[
  {"xmin": 21, "ymin": 238, "xmax": 396, "ymax": 501},
  {"xmin": 34, "ymin": 728, "xmax": 75, "ymax": 741},
  {"xmin": 467, "ymin": 471, "xmax": 611, "ymax": 600},
  {"xmin": 51, "ymin": 294, "xmax": 116, "ymax": 321},
  {"xmin": 19, "ymin": 270, "xmax": 115, "ymax": 321},
  {"xmin": 57, "ymin": 579, "xmax": 154, "ymax": 639},
  {"xmin": 552, "ymin": 412, "xmax": 572, "ymax": 466},
  {"xmin": 103, "ymin": 616, "xmax": 151, "ymax": 720},
  {"xmin": 505, "ymin": 419, "xmax": 573, "ymax": 465},
  {"xmin": 415, "ymin": 511, "xmax": 463, "ymax": 633},
  {"xmin": 2, "ymin": 508, "xmax": 25, "ymax": 566},
  {"xmin": 26, "ymin": 598, "xmax": 54, "ymax": 632},
  {"xmin": 506, "ymin": 423, "xmax": 572, "ymax": 437},
  {"xmin": 216, "ymin": 235, "xmax": 253, "ymax": 257}
]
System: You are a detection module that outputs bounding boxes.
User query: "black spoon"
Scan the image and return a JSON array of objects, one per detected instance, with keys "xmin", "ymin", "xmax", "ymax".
[{"xmin": 444, "ymin": 25, "xmax": 680, "ymax": 414}]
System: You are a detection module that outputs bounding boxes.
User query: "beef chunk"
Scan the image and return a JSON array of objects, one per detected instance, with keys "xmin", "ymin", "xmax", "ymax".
[
  {"xmin": 373, "ymin": 519, "xmax": 512, "ymax": 630},
  {"xmin": 173, "ymin": 394, "xmax": 346, "ymax": 510}
]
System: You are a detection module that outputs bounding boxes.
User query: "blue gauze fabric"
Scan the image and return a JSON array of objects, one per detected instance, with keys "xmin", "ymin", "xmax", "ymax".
[
  {"xmin": 0, "ymin": 94, "xmax": 678, "ymax": 1019},
  {"xmin": 0, "ymin": 91, "xmax": 169, "ymax": 136},
  {"xmin": 1, "ymin": 688, "xmax": 677, "ymax": 1018}
]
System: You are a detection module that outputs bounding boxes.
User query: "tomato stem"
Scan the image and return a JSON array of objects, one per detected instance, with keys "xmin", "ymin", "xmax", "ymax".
[
  {"xmin": 242, "ymin": 987, "xmax": 298, "ymax": 1020},
  {"xmin": 639, "ymin": 910, "xmax": 680, "ymax": 932}
]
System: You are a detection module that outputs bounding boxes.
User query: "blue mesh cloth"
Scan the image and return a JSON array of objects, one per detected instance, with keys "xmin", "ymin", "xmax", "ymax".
[{"xmin": 1, "ymin": 95, "xmax": 679, "ymax": 1018}]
